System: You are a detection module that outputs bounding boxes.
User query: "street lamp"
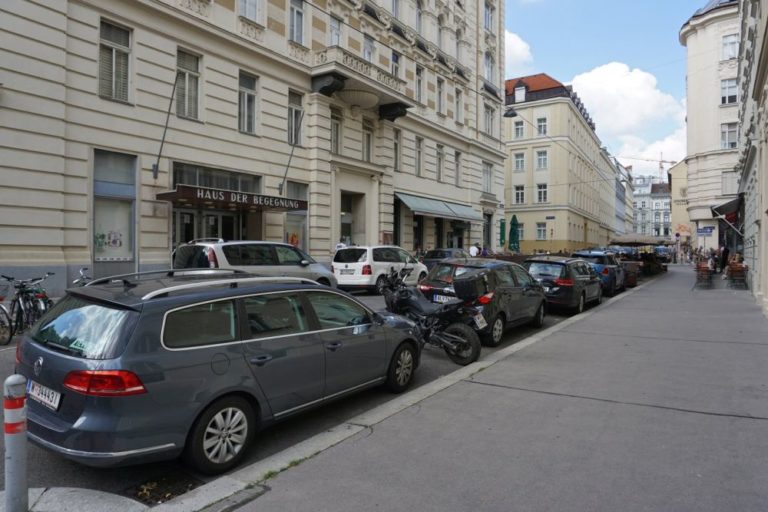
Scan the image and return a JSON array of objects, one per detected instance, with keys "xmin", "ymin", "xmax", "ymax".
[{"xmin": 503, "ymin": 107, "xmax": 518, "ymax": 118}]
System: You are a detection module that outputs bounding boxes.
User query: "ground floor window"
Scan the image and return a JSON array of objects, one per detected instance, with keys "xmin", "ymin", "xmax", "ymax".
[
  {"xmin": 483, "ymin": 214, "xmax": 492, "ymax": 248},
  {"xmin": 285, "ymin": 181, "xmax": 308, "ymax": 251},
  {"xmin": 413, "ymin": 214, "xmax": 424, "ymax": 252}
]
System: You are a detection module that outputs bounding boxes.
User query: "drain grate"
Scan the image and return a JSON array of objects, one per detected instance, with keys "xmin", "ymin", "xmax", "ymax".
[{"xmin": 125, "ymin": 471, "xmax": 205, "ymax": 507}]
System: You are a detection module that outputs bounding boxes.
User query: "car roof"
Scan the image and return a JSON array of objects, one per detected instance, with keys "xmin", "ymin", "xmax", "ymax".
[
  {"xmin": 525, "ymin": 256, "xmax": 580, "ymax": 264},
  {"xmin": 68, "ymin": 272, "xmax": 328, "ymax": 309},
  {"xmin": 182, "ymin": 240, "xmax": 294, "ymax": 248},
  {"xmin": 572, "ymin": 250, "xmax": 615, "ymax": 256},
  {"xmin": 436, "ymin": 258, "xmax": 512, "ymax": 268}
]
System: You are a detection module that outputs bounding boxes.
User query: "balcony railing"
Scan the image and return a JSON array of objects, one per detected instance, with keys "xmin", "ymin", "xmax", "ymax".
[{"xmin": 314, "ymin": 47, "xmax": 406, "ymax": 95}]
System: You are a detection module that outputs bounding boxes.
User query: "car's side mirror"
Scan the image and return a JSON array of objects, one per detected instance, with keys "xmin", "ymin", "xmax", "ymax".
[{"xmin": 300, "ymin": 259, "xmax": 311, "ymax": 267}]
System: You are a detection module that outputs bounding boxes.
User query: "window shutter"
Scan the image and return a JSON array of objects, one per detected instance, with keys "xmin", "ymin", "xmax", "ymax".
[
  {"xmin": 114, "ymin": 49, "xmax": 129, "ymax": 101},
  {"xmin": 99, "ymin": 45, "xmax": 114, "ymax": 97},
  {"xmin": 187, "ymin": 74, "xmax": 198, "ymax": 119},
  {"xmin": 176, "ymin": 73, "xmax": 187, "ymax": 117}
]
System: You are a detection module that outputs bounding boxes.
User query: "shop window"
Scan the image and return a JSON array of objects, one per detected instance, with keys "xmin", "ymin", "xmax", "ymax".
[
  {"xmin": 285, "ymin": 181, "xmax": 308, "ymax": 250},
  {"xmin": 93, "ymin": 150, "xmax": 136, "ymax": 263}
]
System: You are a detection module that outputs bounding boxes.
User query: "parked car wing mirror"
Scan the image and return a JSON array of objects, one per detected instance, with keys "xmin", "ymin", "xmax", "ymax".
[{"xmin": 300, "ymin": 259, "xmax": 311, "ymax": 266}]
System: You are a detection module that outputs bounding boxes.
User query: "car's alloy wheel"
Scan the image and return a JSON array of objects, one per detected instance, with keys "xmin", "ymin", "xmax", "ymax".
[
  {"xmin": 531, "ymin": 302, "xmax": 545, "ymax": 327},
  {"xmin": 375, "ymin": 275, "xmax": 387, "ymax": 295},
  {"xmin": 184, "ymin": 396, "xmax": 255, "ymax": 475},
  {"xmin": 386, "ymin": 343, "xmax": 416, "ymax": 393},
  {"xmin": 575, "ymin": 294, "xmax": 585, "ymax": 314},
  {"xmin": 482, "ymin": 315, "xmax": 505, "ymax": 347},
  {"xmin": 595, "ymin": 287, "xmax": 603, "ymax": 305}
]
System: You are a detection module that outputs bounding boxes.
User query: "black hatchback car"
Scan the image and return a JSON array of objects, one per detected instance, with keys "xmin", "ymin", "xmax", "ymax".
[
  {"xmin": 524, "ymin": 256, "xmax": 602, "ymax": 314},
  {"xmin": 418, "ymin": 259, "xmax": 546, "ymax": 347}
]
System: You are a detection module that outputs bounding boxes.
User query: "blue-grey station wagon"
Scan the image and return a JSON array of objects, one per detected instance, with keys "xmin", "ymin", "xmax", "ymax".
[{"xmin": 16, "ymin": 270, "xmax": 421, "ymax": 474}]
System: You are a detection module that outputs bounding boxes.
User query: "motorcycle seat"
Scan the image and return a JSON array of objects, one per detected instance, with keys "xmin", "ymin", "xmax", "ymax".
[{"xmin": 407, "ymin": 295, "xmax": 442, "ymax": 316}]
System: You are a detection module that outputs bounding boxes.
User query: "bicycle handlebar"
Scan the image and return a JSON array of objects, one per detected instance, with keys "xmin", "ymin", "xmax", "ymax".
[{"xmin": 2, "ymin": 273, "xmax": 55, "ymax": 286}]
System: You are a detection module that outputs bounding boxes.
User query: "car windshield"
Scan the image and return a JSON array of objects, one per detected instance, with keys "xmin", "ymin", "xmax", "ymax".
[
  {"xmin": 333, "ymin": 248, "xmax": 367, "ymax": 263},
  {"xmin": 424, "ymin": 250, "xmax": 447, "ymax": 259},
  {"xmin": 427, "ymin": 263, "xmax": 479, "ymax": 283},
  {"xmin": 31, "ymin": 295, "xmax": 138, "ymax": 359},
  {"xmin": 525, "ymin": 262, "xmax": 567, "ymax": 279}
]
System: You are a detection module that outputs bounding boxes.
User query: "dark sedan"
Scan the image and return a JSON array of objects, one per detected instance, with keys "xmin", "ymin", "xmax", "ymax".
[
  {"xmin": 421, "ymin": 248, "xmax": 470, "ymax": 270},
  {"xmin": 524, "ymin": 256, "xmax": 602, "ymax": 314},
  {"xmin": 418, "ymin": 259, "xmax": 546, "ymax": 347}
]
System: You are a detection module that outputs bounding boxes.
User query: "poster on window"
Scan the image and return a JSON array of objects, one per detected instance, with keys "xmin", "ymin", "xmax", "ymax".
[
  {"xmin": 94, "ymin": 198, "xmax": 133, "ymax": 261},
  {"xmin": 285, "ymin": 213, "xmax": 306, "ymax": 251}
]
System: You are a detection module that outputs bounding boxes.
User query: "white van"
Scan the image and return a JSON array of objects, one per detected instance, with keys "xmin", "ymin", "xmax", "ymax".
[{"xmin": 333, "ymin": 246, "xmax": 428, "ymax": 293}]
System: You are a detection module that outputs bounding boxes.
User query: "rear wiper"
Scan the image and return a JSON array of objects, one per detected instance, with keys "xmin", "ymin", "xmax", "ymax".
[{"xmin": 45, "ymin": 340, "xmax": 85, "ymax": 356}]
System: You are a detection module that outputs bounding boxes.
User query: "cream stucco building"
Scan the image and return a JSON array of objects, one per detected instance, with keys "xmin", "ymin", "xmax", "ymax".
[
  {"xmin": 503, "ymin": 74, "xmax": 619, "ymax": 254},
  {"xmin": 669, "ymin": 160, "xmax": 693, "ymax": 255},
  {"xmin": 0, "ymin": 0, "xmax": 505, "ymax": 294},
  {"xmin": 680, "ymin": 0, "xmax": 741, "ymax": 252}
]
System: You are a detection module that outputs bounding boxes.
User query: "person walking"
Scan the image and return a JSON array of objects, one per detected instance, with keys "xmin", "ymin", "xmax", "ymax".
[
  {"xmin": 469, "ymin": 242, "xmax": 481, "ymax": 257},
  {"xmin": 720, "ymin": 246, "xmax": 730, "ymax": 274}
]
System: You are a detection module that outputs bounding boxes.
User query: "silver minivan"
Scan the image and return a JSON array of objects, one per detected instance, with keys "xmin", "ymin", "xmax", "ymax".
[{"xmin": 173, "ymin": 239, "xmax": 338, "ymax": 287}]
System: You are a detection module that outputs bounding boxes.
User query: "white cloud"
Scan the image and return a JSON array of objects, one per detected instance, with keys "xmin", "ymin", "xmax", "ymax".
[
  {"xmin": 505, "ymin": 31, "xmax": 534, "ymax": 78},
  {"xmin": 615, "ymin": 124, "xmax": 687, "ymax": 177}
]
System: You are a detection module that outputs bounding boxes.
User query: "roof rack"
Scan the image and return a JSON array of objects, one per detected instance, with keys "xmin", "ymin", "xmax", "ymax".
[
  {"xmin": 141, "ymin": 276, "xmax": 320, "ymax": 301},
  {"xmin": 86, "ymin": 269, "xmax": 246, "ymax": 287}
]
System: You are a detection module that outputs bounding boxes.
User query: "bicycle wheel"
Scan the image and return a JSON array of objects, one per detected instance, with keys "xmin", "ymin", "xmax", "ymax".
[{"xmin": 0, "ymin": 305, "xmax": 12, "ymax": 345}]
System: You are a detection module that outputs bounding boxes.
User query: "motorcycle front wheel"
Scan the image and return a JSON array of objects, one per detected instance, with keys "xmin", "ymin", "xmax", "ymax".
[{"xmin": 442, "ymin": 323, "xmax": 481, "ymax": 366}]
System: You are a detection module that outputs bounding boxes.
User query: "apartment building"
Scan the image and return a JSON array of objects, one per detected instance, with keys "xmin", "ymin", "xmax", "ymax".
[
  {"xmin": 503, "ymin": 74, "xmax": 619, "ymax": 253},
  {"xmin": 680, "ymin": 0, "xmax": 741, "ymax": 252},
  {"xmin": 736, "ymin": 0, "xmax": 768, "ymax": 313},
  {"xmin": 0, "ymin": 0, "xmax": 505, "ymax": 294},
  {"xmin": 669, "ymin": 160, "xmax": 693, "ymax": 251},
  {"xmin": 632, "ymin": 175, "xmax": 671, "ymax": 238}
]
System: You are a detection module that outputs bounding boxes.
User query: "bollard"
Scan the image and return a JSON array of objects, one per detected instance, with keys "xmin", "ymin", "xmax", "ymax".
[{"xmin": 4, "ymin": 374, "xmax": 28, "ymax": 512}]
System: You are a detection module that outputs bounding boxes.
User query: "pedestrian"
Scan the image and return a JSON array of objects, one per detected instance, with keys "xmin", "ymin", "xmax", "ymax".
[
  {"xmin": 334, "ymin": 237, "xmax": 347, "ymax": 252},
  {"xmin": 720, "ymin": 246, "xmax": 730, "ymax": 273},
  {"xmin": 481, "ymin": 245, "xmax": 489, "ymax": 257},
  {"xmin": 469, "ymin": 242, "xmax": 481, "ymax": 257}
]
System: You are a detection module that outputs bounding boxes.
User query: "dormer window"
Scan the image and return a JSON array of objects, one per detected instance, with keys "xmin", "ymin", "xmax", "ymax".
[{"xmin": 514, "ymin": 86, "xmax": 525, "ymax": 103}]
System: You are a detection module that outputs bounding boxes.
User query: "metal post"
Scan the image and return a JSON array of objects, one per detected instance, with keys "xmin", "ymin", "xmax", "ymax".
[{"xmin": 4, "ymin": 374, "xmax": 28, "ymax": 512}]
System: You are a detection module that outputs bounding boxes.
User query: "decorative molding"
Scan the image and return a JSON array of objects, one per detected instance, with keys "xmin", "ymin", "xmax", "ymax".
[
  {"xmin": 176, "ymin": 0, "xmax": 211, "ymax": 17},
  {"xmin": 238, "ymin": 17, "xmax": 265, "ymax": 42},
  {"xmin": 288, "ymin": 41, "xmax": 312, "ymax": 64}
]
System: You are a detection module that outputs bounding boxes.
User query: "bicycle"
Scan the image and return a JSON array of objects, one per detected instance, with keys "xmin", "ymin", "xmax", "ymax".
[
  {"xmin": 0, "ymin": 272, "xmax": 55, "ymax": 344},
  {"xmin": 72, "ymin": 267, "xmax": 91, "ymax": 286},
  {"xmin": 0, "ymin": 285, "xmax": 12, "ymax": 345}
]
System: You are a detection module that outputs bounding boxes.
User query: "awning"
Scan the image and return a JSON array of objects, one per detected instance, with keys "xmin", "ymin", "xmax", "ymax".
[
  {"xmin": 711, "ymin": 194, "xmax": 743, "ymax": 236},
  {"xmin": 395, "ymin": 192, "xmax": 483, "ymax": 221}
]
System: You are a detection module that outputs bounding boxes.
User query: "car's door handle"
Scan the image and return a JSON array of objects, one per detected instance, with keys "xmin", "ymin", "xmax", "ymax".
[
  {"xmin": 326, "ymin": 342, "xmax": 343, "ymax": 351},
  {"xmin": 249, "ymin": 355, "xmax": 273, "ymax": 366}
]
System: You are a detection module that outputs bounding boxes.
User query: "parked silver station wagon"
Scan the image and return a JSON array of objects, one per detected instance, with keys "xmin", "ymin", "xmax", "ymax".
[{"xmin": 16, "ymin": 270, "xmax": 421, "ymax": 474}]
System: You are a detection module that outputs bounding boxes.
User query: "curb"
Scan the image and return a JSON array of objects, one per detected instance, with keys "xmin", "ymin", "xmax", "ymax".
[{"xmin": 155, "ymin": 272, "xmax": 662, "ymax": 511}]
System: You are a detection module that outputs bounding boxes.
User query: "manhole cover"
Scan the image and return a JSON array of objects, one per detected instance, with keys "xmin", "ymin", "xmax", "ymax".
[{"xmin": 125, "ymin": 471, "xmax": 204, "ymax": 506}]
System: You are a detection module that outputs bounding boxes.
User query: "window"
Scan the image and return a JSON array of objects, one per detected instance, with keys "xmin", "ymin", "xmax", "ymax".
[
  {"xmin": 415, "ymin": 137, "xmax": 423, "ymax": 176},
  {"xmin": 514, "ymin": 185, "xmax": 524, "ymax": 204},
  {"xmin": 243, "ymin": 294, "xmax": 307, "ymax": 339},
  {"xmin": 288, "ymin": 91, "xmax": 303, "ymax": 145},
  {"xmin": 330, "ymin": 107, "xmax": 342, "ymax": 155},
  {"xmin": 512, "ymin": 265, "xmax": 534, "ymax": 286},
  {"xmin": 663, "ymin": 212, "xmax": 669, "ymax": 223},
  {"xmin": 99, "ymin": 21, "xmax": 130, "ymax": 102},
  {"xmin": 484, "ymin": 52, "xmax": 494, "ymax": 82},
  {"xmin": 536, "ymin": 150, "xmax": 548, "ymax": 170},
  {"xmin": 484, "ymin": 2, "xmax": 494, "ymax": 32},
  {"xmin": 641, "ymin": 201, "xmax": 646, "ymax": 208},
  {"xmin": 238, "ymin": 72, "xmax": 258, "ymax": 134},
  {"xmin": 364, "ymin": 35, "xmax": 375, "ymax": 62},
  {"xmin": 289, "ymin": 0, "xmax": 304, "ymax": 44},
  {"xmin": 514, "ymin": 153, "xmax": 525, "ymax": 172},
  {"xmin": 274, "ymin": 245, "xmax": 304, "ymax": 264},
  {"xmin": 437, "ymin": 78, "xmax": 444, "ymax": 113},
  {"xmin": 393, "ymin": 128, "xmax": 401, "ymax": 171},
  {"xmin": 391, "ymin": 51, "xmax": 401, "ymax": 77},
  {"xmin": 329, "ymin": 16, "xmax": 341, "ymax": 46},
  {"xmin": 240, "ymin": 0, "xmax": 260, "ymax": 22},
  {"xmin": 655, "ymin": 211, "xmax": 660, "ymax": 222},
  {"xmin": 362, "ymin": 118, "xmax": 374, "ymax": 162},
  {"xmin": 455, "ymin": 29, "xmax": 462, "ymax": 59},
  {"xmin": 176, "ymin": 50, "xmax": 199, "ymax": 119},
  {"xmin": 482, "ymin": 161, "xmax": 493, "ymax": 193},
  {"xmin": 416, "ymin": 66, "xmax": 424, "ymax": 103},
  {"xmin": 537, "ymin": 117, "xmax": 547, "ymax": 135},
  {"xmin": 222, "ymin": 244, "xmax": 275, "ymax": 265},
  {"xmin": 721, "ymin": 78, "xmax": 738, "ymax": 104},
  {"xmin": 722, "ymin": 34, "xmax": 738, "ymax": 60},
  {"xmin": 514, "ymin": 120, "xmax": 524, "ymax": 138},
  {"xmin": 537, "ymin": 183, "xmax": 548, "ymax": 203},
  {"xmin": 721, "ymin": 122, "xmax": 737, "ymax": 149},
  {"xmin": 518, "ymin": 223, "xmax": 524, "ymax": 240},
  {"xmin": 436, "ymin": 144, "xmax": 444, "ymax": 181},
  {"xmin": 164, "ymin": 301, "xmax": 236, "ymax": 348},
  {"xmin": 536, "ymin": 222, "xmax": 546, "ymax": 240},
  {"xmin": 392, "ymin": 0, "xmax": 399, "ymax": 17},
  {"xmin": 514, "ymin": 86, "xmax": 525, "ymax": 103},
  {"xmin": 438, "ymin": 16, "xmax": 445, "ymax": 47},
  {"xmin": 305, "ymin": 291, "xmax": 370, "ymax": 329},
  {"xmin": 454, "ymin": 89, "xmax": 464, "ymax": 123},
  {"xmin": 416, "ymin": 0, "xmax": 423, "ymax": 32},
  {"xmin": 94, "ymin": 150, "xmax": 136, "ymax": 262},
  {"xmin": 454, "ymin": 151, "xmax": 461, "ymax": 186},
  {"xmin": 484, "ymin": 104, "xmax": 495, "ymax": 135}
]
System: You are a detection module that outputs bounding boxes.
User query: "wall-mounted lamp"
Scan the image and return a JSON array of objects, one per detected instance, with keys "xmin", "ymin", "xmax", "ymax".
[{"xmin": 503, "ymin": 107, "xmax": 518, "ymax": 118}]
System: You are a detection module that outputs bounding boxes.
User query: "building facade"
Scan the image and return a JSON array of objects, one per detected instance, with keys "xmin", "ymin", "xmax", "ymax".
[
  {"xmin": 1, "ymin": 0, "xmax": 505, "ymax": 294},
  {"xmin": 736, "ymin": 0, "xmax": 768, "ymax": 314},
  {"xmin": 680, "ymin": 0, "xmax": 741, "ymax": 252},
  {"xmin": 632, "ymin": 175, "xmax": 671, "ymax": 238},
  {"xmin": 503, "ymin": 74, "xmax": 619, "ymax": 254},
  {"xmin": 669, "ymin": 160, "xmax": 693, "ymax": 255}
]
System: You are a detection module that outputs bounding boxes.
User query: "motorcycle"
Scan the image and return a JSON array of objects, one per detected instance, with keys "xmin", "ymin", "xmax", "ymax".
[
  {"xmin": 72, "ymin": 267, "xmax": 91, "ymax": 286},
  {"xmin": 380, "ymin": 266, "xmax": 482, "ymax": 366}
]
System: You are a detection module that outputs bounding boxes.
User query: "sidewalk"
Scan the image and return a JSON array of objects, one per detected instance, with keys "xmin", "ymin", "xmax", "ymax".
[{"xmin": 3, "ymin": 265, "xmax": 768, "ymax": 511}]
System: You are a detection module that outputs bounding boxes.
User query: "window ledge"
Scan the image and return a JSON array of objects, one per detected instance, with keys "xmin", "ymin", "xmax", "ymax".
[
  {"xmin": 99, "ymin": 95, "xmax": 134, "ymax": 106},
  {"xmin": 177, "ymin": 115, "xmax": 205, "ymax": 124}
]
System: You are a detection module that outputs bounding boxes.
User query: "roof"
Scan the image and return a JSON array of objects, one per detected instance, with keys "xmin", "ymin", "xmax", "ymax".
[
  {"xmin": 505, "ymin": 73, "xmax": 564, "ymax": 97},
  {"xmin": 651, "ymin": 183, "xmax": 670, "ymax": 194},
  {"xmin": 692, "ymin": 0, "xmax": 737, "ymax": 18}
]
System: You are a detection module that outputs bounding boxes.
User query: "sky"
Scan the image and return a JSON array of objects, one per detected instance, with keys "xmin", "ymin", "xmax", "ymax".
[{"xmin": 505, "ymin": 0, "xmax": 707, "ymax": 177}]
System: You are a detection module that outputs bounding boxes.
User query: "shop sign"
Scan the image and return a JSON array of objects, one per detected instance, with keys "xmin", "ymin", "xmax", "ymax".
[{"xmin": 157, "ymin": 184, "xmax": 308, "ymax": 212}]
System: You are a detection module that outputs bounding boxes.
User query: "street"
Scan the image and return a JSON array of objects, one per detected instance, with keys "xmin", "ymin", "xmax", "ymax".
[{"xmin": 0, "ymin": 290, "xmax": 575, "ymax": 502}]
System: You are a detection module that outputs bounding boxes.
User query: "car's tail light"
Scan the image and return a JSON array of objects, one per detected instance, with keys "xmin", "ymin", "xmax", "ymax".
[
  {"xmin": 63, "ymin": 370, "xmax": 147, "ymax": 397},
  {"xmin": 362, "ymin": 265, "xmax": 372, "ymax": 275},
  {"xmin": 554, "ymin": 278, "xmax": 574, "ymax": 286},
  {"xmin": 477, "ymin": 292, "xmax": 494, "ymax": 305},
  {"xmin": 418, "ymin": 284, "xmax": 432, "ymax": 292},
  {"xmin": 206, "ymin": 248, "xmax": 219, "ymax": 268},
  {"xmin": 602, "ymin": 267, "xmax": 610, "ymax": 275}
]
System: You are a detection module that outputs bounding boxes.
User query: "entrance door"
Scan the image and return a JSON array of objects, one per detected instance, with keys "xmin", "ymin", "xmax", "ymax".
[
  {"xmin": 175, "ymin": 210, "xmax": 198, "ymax": 248},
  {"xmin": 203, "ymin": 213, "xmax": 240, "ymax": 240}
]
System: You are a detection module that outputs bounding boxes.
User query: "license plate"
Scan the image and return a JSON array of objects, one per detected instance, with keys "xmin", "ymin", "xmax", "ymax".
[
  {"xmin": 433, "ymin": 294, "xmax": 451, "ymax": 303},
  {"xmin": 473, "ymin": 313, "xmax": 488, "ymax": 330},
  {"xmin": 26, "ymin": 379, "xmax": 61, "ymax": 411},
  {"xmin": 543, "ymin": 286, "xmax": 550, "ymax": 292},
  {"xmin": 340, "ymin": 269, "xmax": 354, "ymax": 275}
]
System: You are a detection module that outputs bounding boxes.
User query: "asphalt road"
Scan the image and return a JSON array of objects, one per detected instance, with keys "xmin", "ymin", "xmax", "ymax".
[{"xmin": 0, "ymin": 291, "xmax": 580, "ymax": 502}]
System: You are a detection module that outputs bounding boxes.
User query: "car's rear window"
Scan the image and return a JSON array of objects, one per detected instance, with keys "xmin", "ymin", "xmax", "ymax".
[
  {"xmin": 173, "ymin": 245, "xmax": 209, "ymax": 269},
  {"xmin": 425, "ymin": 250, "xmax": 447, "ymax": 259},
  {"xmin": 525, "ymin": 262, "xmax": 567, "ymax": 279},
  {"xmin": 427, "ymin": 263, "xmax": 479, "ymax": 283},
  {"xmin": 31, "ymin": 296, "xmax": 138, "ymax": 359},
  {"xmin": 333, "ymin": 248, "xmax": 367, "ymax": 263},
  {"xmin": 575, "ymin": 255, "xmax": 608, "ymax": 265}
]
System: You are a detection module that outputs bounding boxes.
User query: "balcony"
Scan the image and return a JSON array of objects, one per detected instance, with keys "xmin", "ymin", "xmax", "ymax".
[{"xmin": 313, "ymin": 47, "xmax": 414, "ymax": 120}]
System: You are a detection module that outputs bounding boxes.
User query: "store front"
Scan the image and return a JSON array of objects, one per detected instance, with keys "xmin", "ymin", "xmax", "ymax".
[{"xmin": 394, "ymin": 192, "xmax": 482, "ymax": 251}]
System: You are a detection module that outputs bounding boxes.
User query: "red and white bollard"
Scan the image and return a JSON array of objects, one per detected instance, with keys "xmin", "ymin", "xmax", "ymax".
[{"xmin": 4, "ymin": 374, "xmax": 28, "ymax": 512}]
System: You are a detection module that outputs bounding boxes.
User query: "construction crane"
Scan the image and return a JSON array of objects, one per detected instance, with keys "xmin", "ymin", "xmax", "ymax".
[{"xmin": 618, "ymin": 154, "xmax": 677, "ymax": 182}]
